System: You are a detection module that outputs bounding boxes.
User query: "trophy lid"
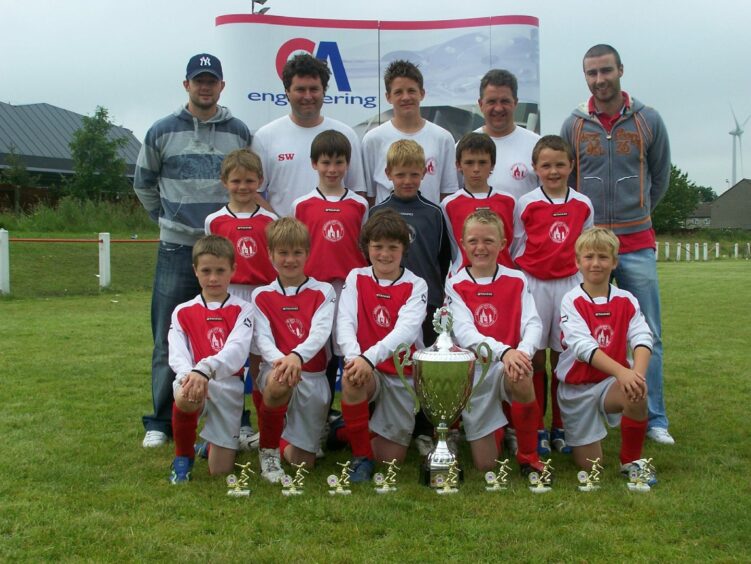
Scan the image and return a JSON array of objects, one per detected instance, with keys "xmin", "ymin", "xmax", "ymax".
[{"xmin": 412, "ymin": 307, "xmax": 476, "ymax": 363}]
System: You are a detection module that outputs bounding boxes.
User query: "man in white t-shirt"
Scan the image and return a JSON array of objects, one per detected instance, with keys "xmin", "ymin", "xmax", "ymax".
[
  {"xmin": 470, "ymin": 69, "xmax": 540, "ymax": 201},
  {"xmin": 252, "ymin": 54, "xmax": 366, "ymax": 216},
  {"xmin": 362, "ymin": 59, "xmax": 458, "ymax": 205}
]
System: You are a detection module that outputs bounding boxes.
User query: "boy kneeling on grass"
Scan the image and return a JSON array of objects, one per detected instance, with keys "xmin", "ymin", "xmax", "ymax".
[
  {"xmin": 168, "ymin": 235, "xmax": 254, "ymax": 484},
  {"xmin": 334, "ymin": 209, "xmax": 428, "ymax": 482},
  {"xmin": 253, "ymin": 218, "xmax": 336, "ymax": 483},
  {"xmin": 557, "ymin": 227, "xmax": 656, "ymax": 484}
]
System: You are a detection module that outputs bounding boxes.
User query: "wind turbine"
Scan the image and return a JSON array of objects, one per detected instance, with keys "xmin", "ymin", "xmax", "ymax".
[{"xmin": 729, "ymin": 107, "xmax": 751, "ymax": 186}]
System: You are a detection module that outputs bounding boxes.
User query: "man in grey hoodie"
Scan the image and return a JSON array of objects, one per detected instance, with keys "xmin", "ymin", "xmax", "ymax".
[
  {"xmin": 561, "ymin": 44, "xmax": 674, "ymax": 446},
  {"xmin": 134, "ymin": 53, "xmax": 252, "ymax": 448}
]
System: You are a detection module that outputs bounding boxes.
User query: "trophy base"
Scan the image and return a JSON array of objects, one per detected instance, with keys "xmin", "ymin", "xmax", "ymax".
[
  {"xmin": 529, "ymin": 485, "xmax": 552, "ymax": 494},
  {"xmin": 578, "ymin": 484, "xmax": 600, "ymax": 492},
  {"xmin": 329, "ymin": 489, "xmax": 351, "ymax": 496},
  {"xmin": 627, "ymin": 483, "xmax": 651, "ymax": 493},
  {"xmin": 227, "ymin": 489, "xmax": 250, "ymax": 497},
  {"xmin": 420, "ymin": 460, "xmax": 464, "ymax": 488},
  {"xmin": 282, "ymin": 489, "xmax": 303, "ymax": 496},
  {"xmin": 374, "ymin": 486, "xmax": 397, "ymax": 494},
  {"xmin": 485, "ymin": 485, "xmax": 508, "ymax": 492}
]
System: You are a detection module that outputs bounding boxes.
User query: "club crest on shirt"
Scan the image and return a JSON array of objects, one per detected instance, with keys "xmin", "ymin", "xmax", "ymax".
[
  {"xmin": 510, "ymin": 162, "xmax": 529, "ymax": 181},
  {"xmin": 474, "ymin": 303, "xmax": 498, "ymax": 328},
  {"xmin": 407, "ymin": 224, "xmax": 416, "ymax": 244},
  {"xmin": 237, "ymin": 236, "xmax": 257, "ymax": 258},
  {"xmin": 285, "ymin": 318, "xmax": 305, "ymax": 339},
  {"xmin": 549, "ymin": 221, "xmax": 570, "ymax": 244},
  {"xmin": 322, "ymin": 219, "xmax": 345, "ymax": 242},
  {"xmin": 594, "ymin": 324, "xmax": 614, "ymax": 348},
  {"xmin": 373, "ymin": 305, "xmax": 391, "ymax": 328},
  {"xmin": 425, "ymin": 157, "xmax": 436, "ymax": 175},
  {"xmin": 207, "ymin": 327, "xmax": 226, "ymax": 352}
]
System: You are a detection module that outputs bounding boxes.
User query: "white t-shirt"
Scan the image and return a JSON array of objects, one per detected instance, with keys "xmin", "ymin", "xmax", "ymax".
[
  {"xmin": 362, "ymin": 119, "xmax": 459, "ymax": 205},
  {"xmin": 462, "ymin": 125, "xmax": 540, "ymax": 202},
  {"xmin": 251, "ymin": 115, "xmax": 366, "ymax": 216}
]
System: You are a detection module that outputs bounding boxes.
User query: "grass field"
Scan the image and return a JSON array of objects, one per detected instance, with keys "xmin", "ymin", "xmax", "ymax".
[{"xmin": 2, "ymin": 258, "xmax": 750, "ymax": 561}]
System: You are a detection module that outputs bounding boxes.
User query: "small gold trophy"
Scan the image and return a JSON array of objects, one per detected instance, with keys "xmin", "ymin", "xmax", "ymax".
[
  {"xmin": 373, "ymin": 459, "xmax": 400, "ymax": 494},
  {"xmin": 577, "ymin": 458, "xmax": 602, "ymax": 492},
  {"xmin": 626, "ymin": 458, "xmax": 655, "ymax": 493},
  {"xmin": 528, "ymin": 459, "xmax": 554, "ymax": 494},
  {"xmin": 327, "ymin": 461, "xmax": 352, "ymax": 496},
  {"xmin": 226, "ymin": 461, "xmax": 254, "ymax": 497},
  {"xmin": 281, "ymin": 461, "xmax": 308, "ymax": 496},
  {"xmin": 484, "ymin": 458, "xmax": 511, "ymax": 492},
  {"xmin": 435, "ymin": 460, "xmax": 460, "ymax": 495}
]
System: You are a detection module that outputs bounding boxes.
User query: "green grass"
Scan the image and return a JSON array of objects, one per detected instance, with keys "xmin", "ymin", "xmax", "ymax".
[{"xmin": 1, "ymin": 263, "xmax": 750, "ymax": 561}]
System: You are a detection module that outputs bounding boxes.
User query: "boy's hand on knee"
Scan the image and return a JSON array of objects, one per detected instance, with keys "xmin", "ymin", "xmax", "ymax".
[
  {"xmin": 618, "ymin": 369, "xmax": 647, "ymax": 402},
  {"xmin": 502, "ymin": 349, "xmax": 533, "ymax": 382},
  {"xmin": 272, "ymin": 353, "xmax": 302, "ymax": 387},
  {"xmin": 343, "ymin": 356, "xmax": 372, "ymax": 387},
  {"xmin": 181, "ymin": 371, "xmax": 209, "ymax": 403}
]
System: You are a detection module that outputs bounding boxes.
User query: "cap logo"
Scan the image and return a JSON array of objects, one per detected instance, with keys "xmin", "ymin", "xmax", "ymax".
[{"xmin": 200, "ymin": 56, "xmax": 212, "ymax": 67}]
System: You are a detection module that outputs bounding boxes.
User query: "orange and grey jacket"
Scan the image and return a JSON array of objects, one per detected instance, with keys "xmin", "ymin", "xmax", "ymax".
[{"xmin": 560, "ymin": 97, "xmax": 670, "ymax": 236}]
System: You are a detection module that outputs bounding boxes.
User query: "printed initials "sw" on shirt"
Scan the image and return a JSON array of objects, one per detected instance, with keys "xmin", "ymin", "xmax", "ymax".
[{"xmin": 277, "ymin": 153, "xmax": 295, "ymax": 161}]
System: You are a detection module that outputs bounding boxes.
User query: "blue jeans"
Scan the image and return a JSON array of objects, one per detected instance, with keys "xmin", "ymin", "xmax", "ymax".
[
  {"xmin": 613, "ymin": 248, "xmax": 668, "ymax": 430},
  {"xmin": 142, "ymin": 242, "xmax": 201, "ymax": 435}
]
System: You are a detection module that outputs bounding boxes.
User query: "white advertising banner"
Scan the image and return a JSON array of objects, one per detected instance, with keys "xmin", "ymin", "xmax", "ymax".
[{"xmin": 215, "ymin": 14, "xmax": 539, "ymax": 137}]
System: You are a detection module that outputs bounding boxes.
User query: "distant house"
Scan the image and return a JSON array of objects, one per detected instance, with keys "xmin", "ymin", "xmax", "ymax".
[
  {"xmin": 686, "ymin": 201, "xmax": 712, "ymax": 229},
  {"xmin": 0, "ymin": 102, "xmax": 141, "ymax": 186},
  {"xmin": 711, "ymin": 179, "xmax": 751, "ymax": 229}
]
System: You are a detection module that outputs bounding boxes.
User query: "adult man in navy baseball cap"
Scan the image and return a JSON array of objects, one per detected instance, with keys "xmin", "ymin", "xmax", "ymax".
[{"xmin": 186, "ymin": 53, "xmax": 223, "ymax": 80}]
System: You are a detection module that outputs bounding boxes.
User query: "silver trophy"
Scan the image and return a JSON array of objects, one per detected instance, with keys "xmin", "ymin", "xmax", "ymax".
[{"xmin": 395, "ymin": 307, "xmax": 491, "ymax": 488}]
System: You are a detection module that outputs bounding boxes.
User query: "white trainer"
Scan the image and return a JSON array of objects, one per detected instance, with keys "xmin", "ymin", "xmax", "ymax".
[
  {"xmin": 142, "ymin": 430, "xmax": 169, "ymax": 448},
  {"xmin": 647, "ymin": 427, "xmax": 675, "ymax": 445},
  {"xmin": 259, "ymin": 448, "xmax": 285, "ymax": 483},
  {"xmin": 238, "ymin": 426, "xmax": 259, "ymax": 451}
]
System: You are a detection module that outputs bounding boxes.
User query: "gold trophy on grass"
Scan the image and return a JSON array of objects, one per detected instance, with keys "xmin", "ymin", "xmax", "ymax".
[{"xmin": 395, "ymin": 307, "xmax": 491, "ymax": 489}]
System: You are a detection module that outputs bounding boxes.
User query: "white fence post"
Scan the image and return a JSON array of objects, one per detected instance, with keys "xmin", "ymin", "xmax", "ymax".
[
  {"xmin": 734, "ymin": 243, "xmax": 739, "ymax": 259},
  {"xmin": 747, "ymin": 243, "xmax": 751, "ymax": 258},
  {"xmin": 0, "ymin": 229, "xmax": 9, "ymax": 295},
  {"xmin": 694, "ymin": 242, "xmax": 699, "ymax": 261},
  {"xmin": 715, "ymin": 242, "xmax": 720, "ymax": 259},
  {"xmin": 665, "ymin": 241, "xmax": 670, "ymax": 260},
  {"xmin": 676, "ymin": 242, "xmax": 682, "ymax": 261},
  {"xmin": 703, "ymin": 242, "xmax": 708, "ymax": 261},
  {"xmin": 98, "ymin": 232, "xmax": 111, "ymax": 289},
  {"xmin": 685, "ymin": 242, "xmax": 690, "ymax": 261}
]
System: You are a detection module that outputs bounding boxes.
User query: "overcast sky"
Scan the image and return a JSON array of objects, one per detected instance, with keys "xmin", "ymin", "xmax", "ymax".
[{"xmin": 3, "ymin": 0, "xmax": 751, "ymax": 194}]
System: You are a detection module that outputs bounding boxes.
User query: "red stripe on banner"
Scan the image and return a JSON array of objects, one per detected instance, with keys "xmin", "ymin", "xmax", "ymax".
[
  {"xmin": 216, "ymin": 14, "xmax": 379, "ymax": 29},
  {"xmin": 215, "ymin": 14, "xmax": 539, "ymax": 30},
  {"xmin": 379, "ymin": 15, "xmax": 539, "ymax": 30}
]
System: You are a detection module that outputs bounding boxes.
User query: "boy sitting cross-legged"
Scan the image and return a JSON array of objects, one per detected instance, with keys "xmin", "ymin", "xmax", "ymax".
[
  {"xmin": 168, "ymin": 235, "xmax": 254, "ymax": 484},
  {"xmin": 253, "ymin": 217, "xmax": 336, "ymax": 482},
  {"xmin": 335, "ymin": 209, "xmax": 428, "ymax": 482},
  {"xmin": 557, "ymin": 227, "xmax": 655, "ymax": 483}
]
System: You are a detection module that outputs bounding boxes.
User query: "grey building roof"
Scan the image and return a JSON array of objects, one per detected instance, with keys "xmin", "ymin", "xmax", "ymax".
[{"xmin": 0, "ymin": 102, "xmax": 141, "ymax": 177}]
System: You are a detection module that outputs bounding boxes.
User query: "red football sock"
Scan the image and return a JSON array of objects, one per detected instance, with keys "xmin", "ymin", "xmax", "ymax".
[
  {"xmin": 512, "ymin": 400, "xmax": 541, "ymax": 466},
  {"xmin": 620, "ymin": 415, "xmax": 648, "ymax": 464},
  {"xmin": 279, "ymin": 437, "xmax": 291, "ymax": 460},
  {"xmin": 335, "ymin": 426, "xmax": 350, "ymax": 444},
  {"xmin": 551, "ymin": 375, "xmax": 563, "ymax": 429},
  {"xmin": 172, "ymin": 403, "xmax": 199, "ymax": 458},
  {"xmin": 341, "ymin": 400, "xmax": 373, "ymax": 460},
  {"xmin": 252, "ymin": 389, "xmax": 264, "ymax": 429},
  {"xmin": 259, "ymin": 402, "xmax": 287, "ymax": 450},
  {"xmin": 494, "ymin": 427, "xmax": 505, "ymax": 454},
  {"xmin": 532, "ymin": 370, "xmax": 546, "ymax": 428}
]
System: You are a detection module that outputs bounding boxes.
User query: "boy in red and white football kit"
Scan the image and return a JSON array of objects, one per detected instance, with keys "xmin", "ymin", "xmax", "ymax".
[
  {"xmin": 335, "ymin": 209, "xmax": 428, "ymax": 482},
  {"xmin": 557, "ymin": 228, "xmax": 654, "ymax": 481},
  {"xmin": 292, "ymin": 130, "xmax": 369, "ymax": 413},
  {"xmin": 362, "ymin": 59, "xmax": 458, "ymax": 205},
  {"xmin": 512, "ymin": 136, "xmax": 594, "ymax": 455},
  {"xmin": 442, "ymin": 132, "xmax": 517, "ymax": 273},
  {"xmin": 445, "ymin": 210, "xmax": 545, "ymax": 475},
  {"xmin": 253, "ymin": 218, "xmax": 336, "ymax": 482},
  {"xmin": 205, "ymin": 149, "xmax": 277, "ymax": 450},
  {"xmin": 167, "ymin": 235, "xmax": 254, "ymax": 484}
]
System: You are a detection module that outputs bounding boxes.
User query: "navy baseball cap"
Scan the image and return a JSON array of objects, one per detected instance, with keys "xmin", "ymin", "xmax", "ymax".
[{"xmin": 186, "ymin": 53, "xmax": 223, "ymax": 80}]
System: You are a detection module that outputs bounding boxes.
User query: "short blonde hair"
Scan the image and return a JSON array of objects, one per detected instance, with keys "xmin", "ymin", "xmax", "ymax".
[
  {"xmin": 575, "ymin": 227, "xmax": 620, "ymax": 259},
  {"xmin": 462, "ymin": 209, "xmax": 506, "ymax": 241},
  {"xmin": 386, "ymin": 139, "xmax": 425, "ymax": 171},
  {"xmin": 220, "ymin": 149, "xmax": 263, "ymax": 182},
  {"xmin": 192, "ymin": 235, "xmax": 235, "ymax": 266},
  {"xmin": 266, "ymin": 217, "xmax": 310, "ymax": 253}
]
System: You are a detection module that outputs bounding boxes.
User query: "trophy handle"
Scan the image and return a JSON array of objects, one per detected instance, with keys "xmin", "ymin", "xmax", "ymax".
[
  {"xmin": 465, "ymin": 342, "xmax": 492, "ymax": 414},
  {"xmin": 393, "ymin": 342, "xmax": 419, "ymax": 414}
]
